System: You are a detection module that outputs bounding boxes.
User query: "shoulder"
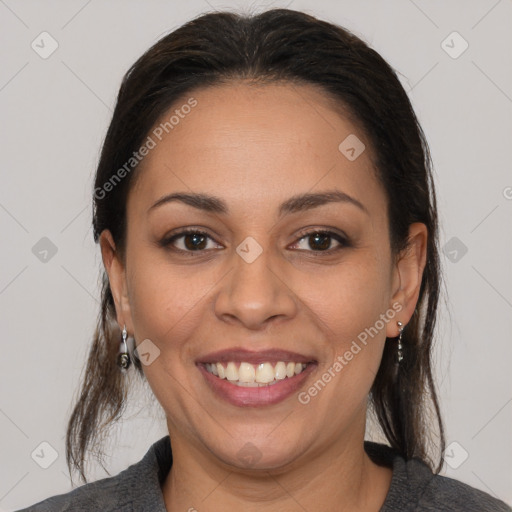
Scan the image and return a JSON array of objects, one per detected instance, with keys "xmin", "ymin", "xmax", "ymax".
[
  {"xmin": 15, "ymin": 435, "xmax": 172, "ymax": 512},
  {"xmin": 364, "ymin": 441, "xmax": 511, "ymax": 512},
  {"xmin": 417, "ymin": 470, "xmax": 512, "ymax": 511},
  {"xmin": 14, "ymin": 472, "xmax": 128, "ymax": 512}
]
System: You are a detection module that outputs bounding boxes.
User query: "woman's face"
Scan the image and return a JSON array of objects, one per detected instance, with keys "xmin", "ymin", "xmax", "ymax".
[{"xmin": 102, "ymin": 81, "xmax": 424, "ymax": 470}]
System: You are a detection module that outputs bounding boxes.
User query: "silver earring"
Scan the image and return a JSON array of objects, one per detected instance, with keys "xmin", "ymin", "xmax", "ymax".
[
  {"xmin": 397, "ymin": 321, "xmax": 404, "ymax": 363},
  {"xmin": 117, "ymin": 324, "xmax": 131, "ymax": 370}
]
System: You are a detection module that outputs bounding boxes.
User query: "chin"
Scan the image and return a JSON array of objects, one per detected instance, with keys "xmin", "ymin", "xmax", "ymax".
[{"xmin": 207, "ymin": 431, "xmax": 306, "ymax": 472}]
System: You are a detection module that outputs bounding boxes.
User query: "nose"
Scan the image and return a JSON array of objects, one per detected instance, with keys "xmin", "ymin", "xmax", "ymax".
[{"xmin": 214, "ymin": 246, "xmax": 298, "ymax": 331}]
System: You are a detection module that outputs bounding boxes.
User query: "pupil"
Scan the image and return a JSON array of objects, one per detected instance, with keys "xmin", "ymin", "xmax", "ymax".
[
  {"xmin": 310, "ymin": 233, "xmax": 330, "ymax": 250},
  {"xmin": 185, "ymin": 233, "xmax": 206, "ymax": 250}
]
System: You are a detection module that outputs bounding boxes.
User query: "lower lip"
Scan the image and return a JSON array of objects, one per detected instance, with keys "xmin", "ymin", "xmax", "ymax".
[{"xmin": 198, "ymin": 363, "xmax": 316, "ymax": 407}]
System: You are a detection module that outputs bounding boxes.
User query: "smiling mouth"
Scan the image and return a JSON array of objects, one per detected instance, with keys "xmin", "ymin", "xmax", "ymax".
[{"xmin": 202, "ymin": 361, "xmax": 309, "ymax": 387}]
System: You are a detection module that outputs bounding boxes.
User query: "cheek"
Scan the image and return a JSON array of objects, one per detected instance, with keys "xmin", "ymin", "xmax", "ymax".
[
  {"xmin": 301, "ymin": 254, "xmax": 391, "ymax": 342},
  {"xmin": 298, "ymin": 253, "xmax": 391, "ymax": 399},
  {"xmin": 298, "ymin": 269, "xmax": 390, "ymax": 426},
  {"xmin": 126, "ymin": 254, "xmax": 205, "ymax": 347}
]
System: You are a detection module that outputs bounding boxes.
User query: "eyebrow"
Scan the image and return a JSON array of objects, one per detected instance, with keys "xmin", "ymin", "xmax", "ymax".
[{"xmin": 147, "ymin": 190, "xmax": 369, "ymax": 217}]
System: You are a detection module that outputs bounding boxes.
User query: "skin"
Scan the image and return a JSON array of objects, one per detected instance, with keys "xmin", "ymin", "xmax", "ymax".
[{"xmin": 100, "ymin": 81, "xmax": 427, "ymax": 511}]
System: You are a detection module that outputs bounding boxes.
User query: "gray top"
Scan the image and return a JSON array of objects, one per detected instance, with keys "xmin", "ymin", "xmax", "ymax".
[{"xmin": 16, "ymin": 435, "xmax": 511, "ymax": 511}]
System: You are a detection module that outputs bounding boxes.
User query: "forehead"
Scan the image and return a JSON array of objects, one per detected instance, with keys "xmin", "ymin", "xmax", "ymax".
[{"xmin": 128, "ymin": 81, "xmax": 385, "ymax": 219}]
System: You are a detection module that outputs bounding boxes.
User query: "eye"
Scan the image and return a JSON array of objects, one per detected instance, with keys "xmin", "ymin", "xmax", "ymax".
[
  {"xmin": 160, "ymin": 229, "xmax": 222, "ymax": 254},
  {"xmin": 291, "ymin": 229, "xmax": 349, "ymax": 253},
  {"xmin": 160, "ymin": 228, "xmax": 349, "ymax": 256}
]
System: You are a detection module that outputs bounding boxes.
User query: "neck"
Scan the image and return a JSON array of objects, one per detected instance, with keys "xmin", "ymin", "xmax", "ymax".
[{"xmin": 161, "ymin": 421, "xmax": 392, "ymax": 511}]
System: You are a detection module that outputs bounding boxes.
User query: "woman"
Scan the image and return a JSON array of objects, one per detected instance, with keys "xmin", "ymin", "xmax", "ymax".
[{"xmin": 17, "ymin": 8, "xmax": 511, "ymax": 512}]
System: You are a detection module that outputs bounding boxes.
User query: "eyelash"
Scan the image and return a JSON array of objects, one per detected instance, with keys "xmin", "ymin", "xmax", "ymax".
[{"xmin": 159, "ymin": 228, "xmax": 350, "ymax": 257}]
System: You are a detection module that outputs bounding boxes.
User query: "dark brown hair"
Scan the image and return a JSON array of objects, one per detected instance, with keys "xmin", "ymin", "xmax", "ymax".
[{"xmin": 66, "ymin": 7, "xmax": 446, "ymax": 484}]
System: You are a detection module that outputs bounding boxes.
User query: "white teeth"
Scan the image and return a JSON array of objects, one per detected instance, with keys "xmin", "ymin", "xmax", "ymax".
[
  {"xmin": 225, "ymin": 362, "xmax": 238, "ymax": 381},
  {"xmin": 206, "ymin": 363, "xmax": 218, "ymax": 376},
  {"xmin": 204, "ymin": 360, "xmax": 308, "ymax": 384},
  {"xmin": 274, "ymin": 361, "xmax": 287, "ymax": 380},
  {"xmin": 238, "ymin": 362, "xmax": 256, "ymax": 383},
  {"xmin": 255, "ymin": 362, "xmax": 275, "ymax": 383}
]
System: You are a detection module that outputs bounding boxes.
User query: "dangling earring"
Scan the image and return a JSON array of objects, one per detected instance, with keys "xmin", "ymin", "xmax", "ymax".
[
  {"xmin": 396, "ymin": 321, "xmax": 404, "ymax": 363},
  {"xmin": 117, "ymin": 324, "xmax": 131, "ymax": 370}
]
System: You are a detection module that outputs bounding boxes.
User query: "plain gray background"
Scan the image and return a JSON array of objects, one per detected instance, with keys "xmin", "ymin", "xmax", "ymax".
[{"xmin": 1, "ymin": 0, "xmax": 511, "ymax": 509}]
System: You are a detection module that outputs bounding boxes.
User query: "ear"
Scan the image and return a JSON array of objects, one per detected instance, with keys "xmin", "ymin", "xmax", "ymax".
[
  {"xmin": 386, "ymin": 222, "xmax": 428, "ymax": 338},
  {"xmin": 99, "ymin": 229, "xmax": 133, "ymax": 333}
]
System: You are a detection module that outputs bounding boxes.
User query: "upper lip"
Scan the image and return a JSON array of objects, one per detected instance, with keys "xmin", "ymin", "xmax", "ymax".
[{"xmin": 196, "ymin": 348, "xmax": 316, "ymax": 365}]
